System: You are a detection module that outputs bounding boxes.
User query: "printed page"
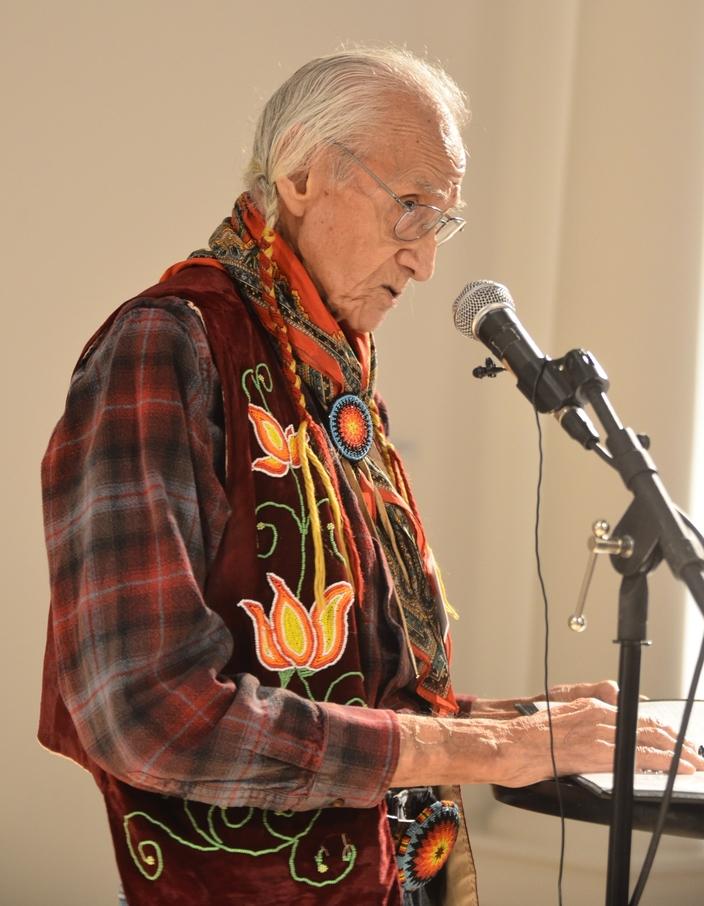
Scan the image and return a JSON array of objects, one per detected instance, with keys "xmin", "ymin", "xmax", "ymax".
[{"xmin": 577, "ymin": 699, "xmax": 704, "ymax": 800}]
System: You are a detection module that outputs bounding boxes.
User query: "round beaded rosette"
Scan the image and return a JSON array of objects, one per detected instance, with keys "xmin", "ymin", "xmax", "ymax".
[
  {"xmin": 396, "ymin": 800, "xmax": 460, "ymax": 892},
  {"xmin": 328, "ymin": 394, "xmax": 373, "ymax": 461}
]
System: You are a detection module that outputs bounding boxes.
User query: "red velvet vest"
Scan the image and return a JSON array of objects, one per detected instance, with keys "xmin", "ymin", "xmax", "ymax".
[{"xmin": 39, "ymin": 264, "xmax": 429, "ymax": 905}]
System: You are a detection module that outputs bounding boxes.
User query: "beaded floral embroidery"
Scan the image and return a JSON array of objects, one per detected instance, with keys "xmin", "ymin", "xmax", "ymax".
[
  {"xmin": 124, "ymin": 803, "xmax": 357, "ymax": 889},
  {"xmin": 123, "ymin": 362, "xmax": 364, "ymax": 891},
  {"xmin": 239, "ymin": 365, "xmax": 363, "ymax": 702}
]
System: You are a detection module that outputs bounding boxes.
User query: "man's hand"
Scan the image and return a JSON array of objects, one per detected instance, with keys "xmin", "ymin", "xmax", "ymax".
[
  {"xmin": 532, "ymin": 679, "xmax": 619, "ymax": 706},
  {"xmin": 470, "ymin": 679, "xmax": 619, "ymax": 719},
  {"xmin": 497, "ymin": 698, "xmax": 704, "ymax": 787},
  {"xmin": 390, "ymin": 697, "xmax": 704, "ymax": 790}
]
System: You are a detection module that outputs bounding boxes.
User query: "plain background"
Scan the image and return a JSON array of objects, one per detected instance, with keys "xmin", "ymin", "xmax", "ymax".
[{"xmin": 3, "ymin": 1, "xmax": 704, "ymax": 903}]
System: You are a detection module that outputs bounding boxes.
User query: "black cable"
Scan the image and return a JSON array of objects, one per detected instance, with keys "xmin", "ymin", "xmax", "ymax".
[
  {"xmin": 628, "ymin": 627, "xmax": 704, "ymax": 905},
  {"xmin": 532, "ymin": 366, "xmax": 566, "ymax": 906}
]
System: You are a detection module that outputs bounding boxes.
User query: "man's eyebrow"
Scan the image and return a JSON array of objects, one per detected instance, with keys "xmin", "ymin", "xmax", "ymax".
[
  {"xmin": 411, "ymin": 182, "xmax": 440, "ymax": 197},
  {"xmin": 412, "ymin": 179, "xmax": 465, "ymax": 210},
  {"xmin": 413, "ymin": 179, "xmax": 448, "ymax": 199}
]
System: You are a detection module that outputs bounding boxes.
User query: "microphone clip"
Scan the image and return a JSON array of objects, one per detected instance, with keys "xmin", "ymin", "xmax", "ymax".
[{"xmin": 472, "ymin": 357, "xmax": 506, "ymax": 380}]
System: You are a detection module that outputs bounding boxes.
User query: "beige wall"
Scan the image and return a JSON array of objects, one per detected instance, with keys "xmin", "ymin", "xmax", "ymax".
[{"xmin": 3, "ymin": 1, "xmax": 704, "ymax": 904}]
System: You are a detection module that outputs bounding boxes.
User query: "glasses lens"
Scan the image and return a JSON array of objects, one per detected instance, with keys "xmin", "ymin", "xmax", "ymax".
[
  {"xmin": 395, "ymin": 205, "xmax": 443, "ymax": 241},
  {"xmin": 395, "ymin": 207, "xmax": 465, "ymax": 244},
  {"xmin": 435, "ymin": 218, "xmax": 465, "ymax": 245}
]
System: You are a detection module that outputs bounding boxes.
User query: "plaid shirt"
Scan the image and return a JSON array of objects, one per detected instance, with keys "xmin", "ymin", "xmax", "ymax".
[{"xmin": 41, "ymin": 300, "xmax": 400, "ymax": 811}]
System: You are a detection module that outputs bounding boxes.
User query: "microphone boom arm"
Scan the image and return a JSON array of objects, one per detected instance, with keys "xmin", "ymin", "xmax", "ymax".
[{"xmin": 560, "ymin": 346, "xmax": 704, "ymax": 608}]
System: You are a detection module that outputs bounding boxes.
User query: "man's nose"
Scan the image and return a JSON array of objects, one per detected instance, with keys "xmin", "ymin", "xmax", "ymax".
[{"xmin": 395, "ymin": 231, "xmax": 437, "ymax": 283}]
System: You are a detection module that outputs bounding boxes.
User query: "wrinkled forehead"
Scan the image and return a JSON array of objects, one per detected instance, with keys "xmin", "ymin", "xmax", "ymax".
[
  {"xmin": 366, "ymin": 98, "xmax": 466, "ymax": 202},
  {"xmin": 404, "ymin": 155, "xmax": 466, "ymax": 206}
]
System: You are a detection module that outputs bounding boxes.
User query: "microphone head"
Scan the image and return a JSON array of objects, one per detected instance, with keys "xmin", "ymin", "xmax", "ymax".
[{"xmin": 452, "ymin": 280, "xmax": 516, "ymax": 339}]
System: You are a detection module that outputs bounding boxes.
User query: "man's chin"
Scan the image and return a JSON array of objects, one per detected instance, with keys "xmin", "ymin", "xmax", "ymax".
[
  {"xmin": 329, "ymin": 293, "xmax": 399, "ymax": 334},
  {"xmin": 340, "ymin": 309, "xmax": 391, "ymax": 334}
]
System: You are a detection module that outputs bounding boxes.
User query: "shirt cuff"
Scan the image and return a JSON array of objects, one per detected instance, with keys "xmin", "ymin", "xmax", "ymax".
[{"xmin": 309, "ymin": 702, "xmax": 400, "ymax": 809}]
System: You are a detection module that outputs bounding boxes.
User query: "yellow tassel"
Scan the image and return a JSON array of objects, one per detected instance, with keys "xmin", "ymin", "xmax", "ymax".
[
  {"xmin": 262, "ymin": 226, "xmax": 277, "ymax": 254},
  {"xmin": 296, "ymin": 422, "xmax": 327, "ymax": 609},
  {"xmin": 307, "ymin": 446, "xmax": 353, "ymax": 585}
]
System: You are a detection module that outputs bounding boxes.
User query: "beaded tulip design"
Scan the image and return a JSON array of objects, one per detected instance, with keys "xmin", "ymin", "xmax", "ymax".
[{"xmin": 239, "ymin": 365, "xmax": 364, "ymax": 706}]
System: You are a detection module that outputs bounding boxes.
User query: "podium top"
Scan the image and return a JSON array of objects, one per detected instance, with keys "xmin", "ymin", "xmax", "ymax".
[{"xmin": 492, "ymin": 779, "xmax": 704, "ymax": 839}]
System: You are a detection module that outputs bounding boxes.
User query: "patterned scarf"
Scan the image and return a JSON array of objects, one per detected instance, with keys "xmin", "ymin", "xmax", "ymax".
[{"xmin": 182, "ymin": 194, "xmax": 458, "ymax": 715}]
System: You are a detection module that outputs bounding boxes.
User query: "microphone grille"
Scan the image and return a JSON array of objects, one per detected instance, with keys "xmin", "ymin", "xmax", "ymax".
[{"xmin": 452, "ymin": 280, "xmax": 515, "ymax": 339}]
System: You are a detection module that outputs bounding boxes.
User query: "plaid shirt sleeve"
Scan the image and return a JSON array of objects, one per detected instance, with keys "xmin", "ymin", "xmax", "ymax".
[{"xmin": 42, "ymin": 300, "xmax": 399, "ymax": 811}]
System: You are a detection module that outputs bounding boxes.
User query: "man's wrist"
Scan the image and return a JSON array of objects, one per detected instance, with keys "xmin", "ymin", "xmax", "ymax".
[{"xmin": 391, "ymin": 713, "xmax": 505, "ymax": 787}]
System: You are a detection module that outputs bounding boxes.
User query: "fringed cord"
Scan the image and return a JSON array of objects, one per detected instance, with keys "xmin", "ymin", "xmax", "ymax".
[
  {"xmin": 297, "ymin": 421, "xmax": 327, "ymax": 611},
  {"xmin": 306, "ymin": 442, "xmax": 353, "ymax": 582}
]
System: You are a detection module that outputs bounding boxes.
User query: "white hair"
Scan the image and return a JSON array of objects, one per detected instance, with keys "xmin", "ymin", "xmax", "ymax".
[{"xmin": 244, "ymin": 47, "xmax": 469, "ymax": 227}]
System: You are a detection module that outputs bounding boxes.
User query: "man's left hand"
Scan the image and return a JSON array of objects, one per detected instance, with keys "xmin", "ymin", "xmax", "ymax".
[{"xmin": 535, "ymin": 680, "xmax": 619, "ymax": 707}]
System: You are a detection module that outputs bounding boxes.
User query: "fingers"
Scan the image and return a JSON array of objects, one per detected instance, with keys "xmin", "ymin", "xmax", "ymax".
[
  {"xmin": 591, "ymin": 679, "xmax": 619, "ymax": 706},
  {"xmin": 542, "ymin": 704, "xmax": 702, "ymax": 777},
  {"xmin": 554, "ymin": 697, "xmax": 616, "ymax": 720},
  {"xmin": 557, "ymin": 711, "xmax": 704, "ymax": 775},
  {"xmin": 634, "ymin": 718, "xmax": 704, "ymax": 771},
  {"xmin": 546, "ymin": 679, "xmax": 619, "ymax": 706},
  {"xmin": 635, "ymin": 746, "xmax": 698, "ymax": 774},
  {"xmin": 500, "ymin": 696, "xmax": 704, "ymax": 787},
  {"xmin": 549, "ymin": 700, "xmax": 704, "ymax": 769}
]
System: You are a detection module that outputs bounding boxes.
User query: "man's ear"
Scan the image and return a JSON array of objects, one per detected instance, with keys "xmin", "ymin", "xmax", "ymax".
[{"xmin": 275, "ymin": 169, "xmax": 312, "ymax": 219}]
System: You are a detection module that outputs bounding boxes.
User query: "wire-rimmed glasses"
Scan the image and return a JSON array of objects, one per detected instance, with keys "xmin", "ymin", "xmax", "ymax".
[{"xmin": 334, "ymin": 143, "xmax": 465, "ymax": 245}]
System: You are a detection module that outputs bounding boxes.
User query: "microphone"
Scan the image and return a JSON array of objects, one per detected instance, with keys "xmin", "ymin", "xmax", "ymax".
[{"xmin": 453, "ymin": 280, "xmax": 600, "ymax": 449}]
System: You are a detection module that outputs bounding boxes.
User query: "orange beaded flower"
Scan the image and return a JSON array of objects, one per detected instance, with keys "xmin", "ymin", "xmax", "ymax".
[
  {"xmin": 238, "ymin": 573, "xmax": 354, "ymax": 673},
  {"xmin": 248, "ymin": 404, "xmax": 300, "ymax": 477}
]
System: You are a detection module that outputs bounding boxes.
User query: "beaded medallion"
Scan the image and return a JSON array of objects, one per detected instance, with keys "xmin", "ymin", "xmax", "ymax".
[
  {"xmin": 328, "ymin": 394, "xmax": 373, "ymax": 461},
  {"xmin": 396, "ymin": 800, "xmax": 460, "ymax": 892}
]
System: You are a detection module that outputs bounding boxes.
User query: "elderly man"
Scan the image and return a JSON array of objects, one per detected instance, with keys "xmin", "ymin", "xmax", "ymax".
[{"xmin": 39, "ymin": 48, "xmax": 702, "ymax": 906}]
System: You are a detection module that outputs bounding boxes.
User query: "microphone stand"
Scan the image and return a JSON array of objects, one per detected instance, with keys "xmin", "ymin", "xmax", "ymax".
[{"xmin": 553, "ymin": 349, "xmax": 704, "ymax": 906}]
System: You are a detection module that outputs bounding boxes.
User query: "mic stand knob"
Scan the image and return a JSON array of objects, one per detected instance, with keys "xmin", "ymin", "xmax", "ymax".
[{"xmin": 569, "ymin": 520, "xmax": 634, "ymax": 632}]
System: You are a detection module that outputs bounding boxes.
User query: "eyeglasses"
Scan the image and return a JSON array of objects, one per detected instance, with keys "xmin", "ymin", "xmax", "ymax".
[{"xmin": 334, "ymin": 143, "xmax": 465, "ymax": 245}]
